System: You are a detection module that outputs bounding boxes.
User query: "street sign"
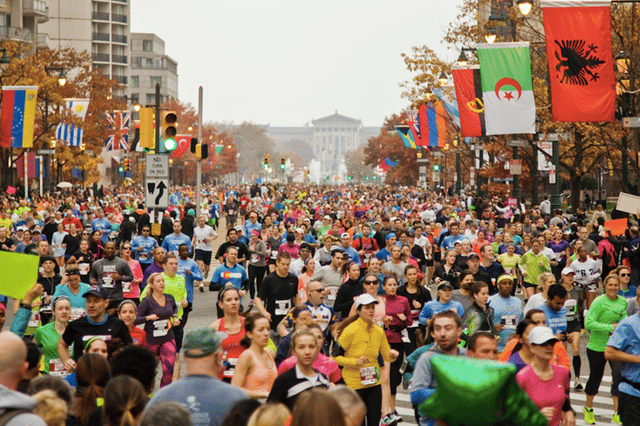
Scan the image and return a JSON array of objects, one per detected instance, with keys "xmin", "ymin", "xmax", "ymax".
[
  {"xmin": 549, "ymin": 167, "xmax": 556, "ymax": 184},
  {"xmin": 506, "ymin": 140, "xmax": 528, "ymax": 147},
  {"xmin": 510, "ymin": 159, "xmax": 522, "ymax": 175},
  {"xmin": 545, "ymin": 133, "xmax": 570, "ymax": 142},
  {"xmin": 538, "ymin": 142, "xmax": 554, "ymax": 171},
  {"xmin": 145, "ymin": 178, "xmax": 169, "ymax": 208},
  {"xmin": 145, "ymin": 154, "xmax": 169, "ymax": 178},
  {"xmin": 37, "ymin": 149, "xmax": 55, "ymax": 155},
  {"xmin": 623, "ymin": 117, "xmax": 640, "ymax": 128},
  {"xmin": 419, "ymin": 166, "xmax": 427, "ymax": 173}
]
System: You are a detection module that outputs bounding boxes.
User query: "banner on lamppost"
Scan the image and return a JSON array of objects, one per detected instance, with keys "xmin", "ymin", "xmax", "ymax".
[{"xmin": 541, "ymin": 0, "xmax": 615, "ymax": 122}]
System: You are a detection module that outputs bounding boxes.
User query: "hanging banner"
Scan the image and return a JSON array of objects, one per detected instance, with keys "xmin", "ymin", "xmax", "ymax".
[
  {"xmin": 452, "ymin": 66, "xmax": 486, "ymax": 137},
  {"xmin": 541, "ymin": 0, "xmax": 615, "ymax": 122},
  {"xmin": 476, "ymin": 43, "xmax": 536, "ymax": 135}
]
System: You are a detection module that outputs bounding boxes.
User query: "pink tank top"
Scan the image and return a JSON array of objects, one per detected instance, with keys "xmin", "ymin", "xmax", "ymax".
[{"xmin": 244, "ymin": 349, "xmax": 278, "ymax": 393}]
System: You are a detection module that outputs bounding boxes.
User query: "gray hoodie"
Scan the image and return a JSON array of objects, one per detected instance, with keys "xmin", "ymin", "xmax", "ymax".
[{"xmin": 0, "ymin": 384, "xmax": 46, "ymax": 426}]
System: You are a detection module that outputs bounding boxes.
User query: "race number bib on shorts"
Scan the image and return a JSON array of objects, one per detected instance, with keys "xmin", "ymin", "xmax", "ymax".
[
  {"xmin": 275, "ymin": 300, "xmax": 291, "ymax": 316},
  {"xmin": 49, "ymin": 359, "xmax": 68, "ymax": 378},
  {"xmin": 224, "ymin": 358, "xmax": 238, "ymax": 378},
  {"xmin": 153, "ymin": 320, "xmax": 169, "ymax": 337},
  {"xmin": 360, "ymin": 366, "xmax": 379, "ymax": 386},
  {"xmin": 501, "ymin": 315, "xmax": 518, "ymax": 330},
  {"xmin": 70, "ymin": 308, "xmax": 85, "ymax": 321},
  {"xmin": 401, "ymin": 328, "xmax": 411, "ymax": 343}
]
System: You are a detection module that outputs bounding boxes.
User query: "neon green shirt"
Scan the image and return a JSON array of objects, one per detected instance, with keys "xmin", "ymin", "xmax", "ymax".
[
  {"xmin": 585, "ymin": 294, "xmax": 627, "ymax": 352},
  {"xmin": 518, "ymin": 251, "xmax": 551, "ymax": 286}
]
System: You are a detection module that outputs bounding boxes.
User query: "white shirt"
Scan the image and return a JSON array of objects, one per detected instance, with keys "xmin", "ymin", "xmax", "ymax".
[{"xmin": 193, "ymin": 225, "xmax": 217, "ymax": 252}]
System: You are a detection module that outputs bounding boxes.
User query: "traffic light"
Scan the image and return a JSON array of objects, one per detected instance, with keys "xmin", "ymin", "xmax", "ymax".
[
  {"xmin": 196, "ymin": 143, "xmax": 208, "ymax": 160},
  {"xmin": 280, "ymin": 157, "xmax": 285, "ymax": 170},
  {"xmin": 123, "ymin": 158, "xmax": 130, "ymax": 171},
  {"xmin": 190, "ymin": 137, "xmax": 198, "ymax": 153},
  {"xmin": 347, "ymin": 175, "xmax": 352, "ymax": 180},
  {"xmin": 433, "ymin": 164, "xmax": 440, "ymax": 171},
  {"xmin": 373, "ymin": 176, "xmax": 377, "ymax": 180},
  {"xmin": 161, "ymin": 110, "xmax": 178, "ymax": 152},
  {"xmin": 139, "ymin": 107, "xmax": 155, "ymax": 149},
  {"xmin": 264, "ymin": 154, "xmax": 270, "ymax": 169}
]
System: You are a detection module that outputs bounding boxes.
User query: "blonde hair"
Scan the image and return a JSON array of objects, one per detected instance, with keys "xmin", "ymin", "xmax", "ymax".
[
  {"xmin": 247, "ymin": 403, "xmax": 290, "ymax": 426},
  {"xmin": 32, "ymin": 390, "xmax": 68, "ymax": 426}
]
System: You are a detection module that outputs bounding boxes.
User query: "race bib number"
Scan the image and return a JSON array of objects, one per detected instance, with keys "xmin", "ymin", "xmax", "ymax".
[
  {"xmin": 79, "ymin": 263, "xmax": 90, "ymax": 275},
  {"xmin": 122, "ymin": 281, "xmax": 133, "ymax": 293},
  {"xmin": 228, "ymin": 210, "xmax": 235, "ymax": 216},
  {"xmin": 275, "ymin": 300, "xmax": 291, "ymax": 316},
  {"xmin": 224, "ymin": 358, "xmax": 238, "ymax": 378},
  {"xmin": 565, "ymin": 299, "xmax": 577, "ymax": 319},
  {"xmin": 70, "ymin": 308, "xmax": 85, "ymax": 321},
  {"xmin": 409, "ymin": 310, "xmax": 420, "ymax": 328},
  {"xmin": 49, "ymin": 359, "xmax": 68, "ymax": 378},
  {"xmin": 360, "ymin": 366, "xmax": 379, "ymax": 386},
  {"xmin": 139, "ymin": 253, "xmax": 149, "ymax": 262},
  {"xmin": 153, "ymin": 320, "xmax": 169, "ymax": 337},
  {"xmin": 401, "ymin": 328, "xmax": 411, "ymax": 343},
  {"xmin": 251, "ymin": 254, "xmax": 260, "ymax": 263},
  {"xmin": 102, "ymin": 265, "xmax": 116, "ymax": 288},
  {"xmin": 501, "ymin": 315, "xmax": 518, "ymax": 330},
  {"xmin": 28, "ymin": 311, "xmax": 41, "ymax": 327},
  {"xmin": 271, "ymin": 250, "xmax": 278, "ymax": 259},
  {"xmin": 325, "ymin": 287, "xmax": 338, "ymax": 301}
]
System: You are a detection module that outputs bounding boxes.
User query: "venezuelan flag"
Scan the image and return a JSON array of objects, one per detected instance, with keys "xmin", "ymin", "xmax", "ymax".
[{"xmin": 0, "ymin": 86, "xmax": 38, "ymax": 148}]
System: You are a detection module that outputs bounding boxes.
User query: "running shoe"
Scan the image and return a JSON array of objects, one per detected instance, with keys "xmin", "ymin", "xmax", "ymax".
[
  {"xmin": 574, "ymin": 381, "xmax": 583, "ymax": 390},
  {"xmin": 612, "ymin": 413, "xmax": 621, "ymax": 425},
  {"xmin": 392, "ymin": 410, "xmax": 403, "ymax": 423},
  {"xmin": 380, "ymin": 414, "xmax": 399, "ymax": 426},
  {"xmin": 401, "ymin": 375, "xmax": 410, "ymax": 390},
  {"xmin": 583, "ymin": 407, "xmax": 595, "ymax": 425},
  {"xmin": 199, "ymin": 283, "xmax": 205, "ymax": 293}
]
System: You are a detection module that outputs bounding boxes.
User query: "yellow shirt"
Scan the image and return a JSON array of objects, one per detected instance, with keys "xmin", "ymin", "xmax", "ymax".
[{"xmin": 333, "ymin": 317, "xmax": 392, "ymax": 389}]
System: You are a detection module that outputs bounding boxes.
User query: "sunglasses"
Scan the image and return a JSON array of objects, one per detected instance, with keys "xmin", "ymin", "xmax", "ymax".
[
  {"xmin": 364, "ymin": 280, "xmax": 378, "ymax": 285},
  {"xmin": 82, "ymin": 232, "xmax": 89, "ymax": 235},
  {"xmin": 620, "ymin": 273, "xmax": 631, "ymax": 277},
  {"xmin": 123, "ymin": 247, "xmax": 132, "ymax": 250},
  {"xmin": 142, "ymin": 229, "xmax": 150, "ymax": 232}
]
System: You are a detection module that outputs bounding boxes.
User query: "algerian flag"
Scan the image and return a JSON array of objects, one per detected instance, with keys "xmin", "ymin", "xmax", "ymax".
[{"xmin": 477, "ymin": 42, "xmax": 536, "ymax": 135}]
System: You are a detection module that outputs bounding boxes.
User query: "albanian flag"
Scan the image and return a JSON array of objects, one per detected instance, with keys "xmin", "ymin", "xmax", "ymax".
[
  {"xmin": 452, "ymin": 66, "xmax": 486, "ymax": 137},
  {"xmin": 541, "ymin": 0, "xmax": 615, "ymax": 122}
]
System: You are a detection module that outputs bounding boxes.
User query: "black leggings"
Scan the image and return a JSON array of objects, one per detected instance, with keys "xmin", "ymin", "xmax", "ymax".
[
  {"xmin": 356, "ymin": 384, "xmax": 382, "ymax": 426},
  {"xmin": 389, "ymin": 343, "xmax": 405, "ymax": 396},
  {"xmin": 248, "ymin": 265, "xmax": 267, "ymax": 299},
  {"xmin": 585, "ymin": 348, "xmax": 621, "ymax": 397}
]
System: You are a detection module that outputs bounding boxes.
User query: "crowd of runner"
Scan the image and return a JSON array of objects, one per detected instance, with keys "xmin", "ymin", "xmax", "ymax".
[{"xmin": 0, "ymin": 183, "xmax": 639, "ymax": 426}]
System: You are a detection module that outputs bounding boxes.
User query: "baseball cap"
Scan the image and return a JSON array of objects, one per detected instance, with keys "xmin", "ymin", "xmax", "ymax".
[
  {"xmin": 234, "ymin": 225, "xmax": 243, "ymax": 232},
  {"xmin": 324, "ymin": 215, "xmax": 331, "ymax": 220},
  {"xmin": 187, "ymin": 209, "xmax": 196, "ymax": 217},
  {"xmin": 407, "ymin": 231, "xmax": 415, "ymax": 238},
  {"xmin": 341, "ymin": 232, "xmax": 351, "ymax": 239},
  {"xmin": 497, "ymin": 274, "xmax": 514, "ymax": 283},
  {"xmin": 528, "ymin": 326, "xmax": 559, "ymax": 346},
  {"xmin": 41, "ymin": 256, "xmax": 56, "ymax": 264},
  {"xmin": 561, "ymin": 267, "xmax": 575, "ymax": 276},
  {"xmin": 390, "ymin": 216, "xmax": 398, "ymax": 222},
  {"xmin": 385, "ymin": 232, "xmax": 397, "ymax": 241},
  {"xmin": 467, "ymin": 253, "xmax": 480, "ymax": 261},
  {"xmin": 437, "ymin": 282, "xmax": 454, "ymax": 291},
  {"xmin": 354, "ymin": 293, "xmax": 380, "ymax": 309},
  {"xmin": 83, "ymin": 285, "xmax": 109, "ymax": 299},
  {"xmin": 183, "ymin": 327, "xmax": 227, "ymax": 358}
]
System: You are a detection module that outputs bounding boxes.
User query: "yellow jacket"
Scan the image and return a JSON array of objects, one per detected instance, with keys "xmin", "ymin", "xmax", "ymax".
[{"xmin": 333, "ymin": 317, "xmax": 392, "ymax": 389}]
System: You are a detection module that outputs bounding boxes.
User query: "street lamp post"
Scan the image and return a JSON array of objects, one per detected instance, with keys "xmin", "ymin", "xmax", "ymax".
[
  {"xmin": 43, "ymin": 67, "xmax": 66, "ymax": 191},
  {"xmin": 616, "ymin": 51, "xmax": 630, "ymax": 190}
]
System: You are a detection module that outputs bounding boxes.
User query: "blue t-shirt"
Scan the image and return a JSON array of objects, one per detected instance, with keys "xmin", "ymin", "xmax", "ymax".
[
  {"xmin": 211, "ymin": 263, "xmax": 248, "ymax": 291},
  {"xmin": 441, "ymin": 234, "xmax": 465, "ymax": 251},
  {"xmin": 488, "ymin": 294, "xmax": 523, "ymax": 351},
  {"xmin": 536, "ymin": 303, "xmax": 567, "ymax": 335},
  {"xmin": 375, "ymin": 247, "xmax": 391, "ymax": 262},
  {"xmin": 131, "ymin": 236, "xmax": 158, "ymax": 264},
  {"xmin": 619, "ymin": 286, "xmax": 638, "ymax": 299},
  {"xmin": 52, "ymin": 283, "xmax": 90, "ymax": 309},
  {"xmin": 91, "ymin": 218, "xmax": 112, "ymax": 243},
  {"xmin": 178, "ymin": 258, "xmax": 204, "ymax": 303},
  {"xmin": 419, "ymin": 300, "xmax": 464, "ymax": 325},
  {"xmin": 161, "ymin": 233, "xmax": 192, "ymax": 254},
  {"xmin": 145, "ymin": 375, "xmax": 247, "ymax": 425},
  {"xmin": 607, "ymin": 314, "xmax": 640, "ymax": 398}
]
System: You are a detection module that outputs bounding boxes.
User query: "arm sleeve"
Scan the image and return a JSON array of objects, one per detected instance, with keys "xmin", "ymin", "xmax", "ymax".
[
  {"xmin": 379, "ymin": 329, "xmax": 393, "ymax": 363},
  {"xmin": 584, "ymin": 299, "xmax": 614, "ymax": 333},
  {"xmin": 120, "ymin": 262, "xmax": 133, "ymax": 282},
  {"xmin": 135, "ymin": 298, "xmax": 149, "ymax": 325},
  {"xmin": 9, "ymin": 307, "xmax": 32, "ymax": 337},
  {"xmin": 333, "ymin": 326, "xmax": 357, "ymax": 367},
  {"xmin": 418, "ymin": 304, "xmax": 431, "ymax": 326},
  {"xmin": 191, "ymin": 262, "xmax": 204, "ymax": 282}
]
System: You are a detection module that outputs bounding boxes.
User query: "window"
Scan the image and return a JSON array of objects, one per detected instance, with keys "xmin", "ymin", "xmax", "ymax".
[
  {"xmin": 146, "ymin": 58, "xmax": 153, "ymax": 67},
  {"xmin": 130, "ymin": 93, "xmax": 139, "ymax": 105},
  {"xmin": 150, "ymin": 76, "xmax": 162, "ymax": 87},
  {"xmin": 131, "ymin": 76, "xmax": 139, "ymax": 88},
  {"xmin": 143, "ymin": 40, "xmax": 153, "ymax": 52},
  {"xmin": 146, "ymin": 94, "xmax": 156, "ymax": 105}
]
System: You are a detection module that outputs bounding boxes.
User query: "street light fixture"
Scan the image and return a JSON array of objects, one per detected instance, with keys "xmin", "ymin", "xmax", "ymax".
[
  {"xmin": 484, "ymin": 28, "xmax": 497, "ymax": 44},
  {"xmin": 457, "ymin": 51, "xmax": 468, "ymax": 67},
  {"xmin": 517, "ymin": 0, "xmax": 533, "ymax": 16},
  {"xmin": 438, "ymin": 72, "xmax": 448, "ymax": 86},
  {"xmin": 0, "ymin": 49, "xmax": 10, "ymax": 72},
  {"xmin": 133, "ymin": 103, "xmax": 141, "ymax": 112}
]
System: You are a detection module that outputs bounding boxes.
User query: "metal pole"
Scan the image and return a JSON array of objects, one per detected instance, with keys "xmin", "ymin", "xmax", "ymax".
[
  {"xmin": 196, "ymin": 86, "xmax": 203, "ymax": 218},
  {"xmin": 551, "ymin": 140, "xmax": 561, "ymax": 210},
  {"xmin": 513, "ymin": 146, "xmax": 520, "ymax": 199},
  {"xmin": 477, "ymin": 145, "xmax": 484, "ymax": 196},
  {"xmin": 155, "ymin": 83, "xmax": 160, "ymax": 152},
  {"xmin": 622, "ymin": 134, "xmax": 628, "ymax": 190},
  {"xmin": 456, "ymin": 152, "xmax": 461, "ymax": 196},
  {"xmin": 531, "ymin": 141, "xmax": 539, "ymax": 206}
]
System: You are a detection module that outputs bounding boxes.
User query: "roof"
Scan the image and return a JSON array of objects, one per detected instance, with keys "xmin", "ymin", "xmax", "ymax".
[{"xmin": 311, "ymin": 111, "xmax": 362, "ymax": 126}]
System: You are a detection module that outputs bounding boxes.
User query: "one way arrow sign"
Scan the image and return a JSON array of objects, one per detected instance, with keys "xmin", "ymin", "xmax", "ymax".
[{"xmin": 145, "ymin": 178, "xmax": 169, "ymax": 208}]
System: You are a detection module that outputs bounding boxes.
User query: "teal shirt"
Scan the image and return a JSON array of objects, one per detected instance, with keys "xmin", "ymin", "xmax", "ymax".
[
  {"xmin": 585, "ymin": 294, "xmax": 627, "ymax": 352},
  {"xmin": 53, "ymin": 283, "xmax": 90, "ymax": 310}
]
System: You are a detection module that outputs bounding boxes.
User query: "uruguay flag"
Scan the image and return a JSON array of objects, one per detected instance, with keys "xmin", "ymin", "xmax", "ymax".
[
  {"xmin": 56, "ymin": 98, "xmax": 90, "ymax": 147},
  {"xmin": 0, "ymin": 86, "xmax": 38, "ymax": 148}
]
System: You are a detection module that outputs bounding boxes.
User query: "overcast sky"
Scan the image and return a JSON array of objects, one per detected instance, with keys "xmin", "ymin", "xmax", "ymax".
[{"xmin": 131, "ymin": 0, "xmax": 463, "ymax": 128}]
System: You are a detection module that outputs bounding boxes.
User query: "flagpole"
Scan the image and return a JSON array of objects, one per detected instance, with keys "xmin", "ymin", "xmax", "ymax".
[
  {"xmin": 196, "ymin": 86, "xmax": 203, "ymax": 218},
  {"xmin": 24, "ymin": 149, "xmax": 28, "ymax": 198}
]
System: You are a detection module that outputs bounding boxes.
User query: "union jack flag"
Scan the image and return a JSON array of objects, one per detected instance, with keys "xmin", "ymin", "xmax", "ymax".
[
  {"xmin": 407, "ymin": 110, "xmax": 421, "ymax": 141},
  {"xmin": 105, "ymin": 111, "xmax": 131, "ymax": 151}
]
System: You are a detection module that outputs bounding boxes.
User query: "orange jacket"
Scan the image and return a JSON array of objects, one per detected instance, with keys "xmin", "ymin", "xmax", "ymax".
[{"xmin": 499, "ymin": 338, "xmax": 571, "ymax": 370}]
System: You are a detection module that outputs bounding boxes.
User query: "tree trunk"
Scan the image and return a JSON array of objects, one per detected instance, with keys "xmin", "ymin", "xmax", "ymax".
[{"xmin": 571, "ymin": 173, "xmax": 582, "ymax": 212}]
